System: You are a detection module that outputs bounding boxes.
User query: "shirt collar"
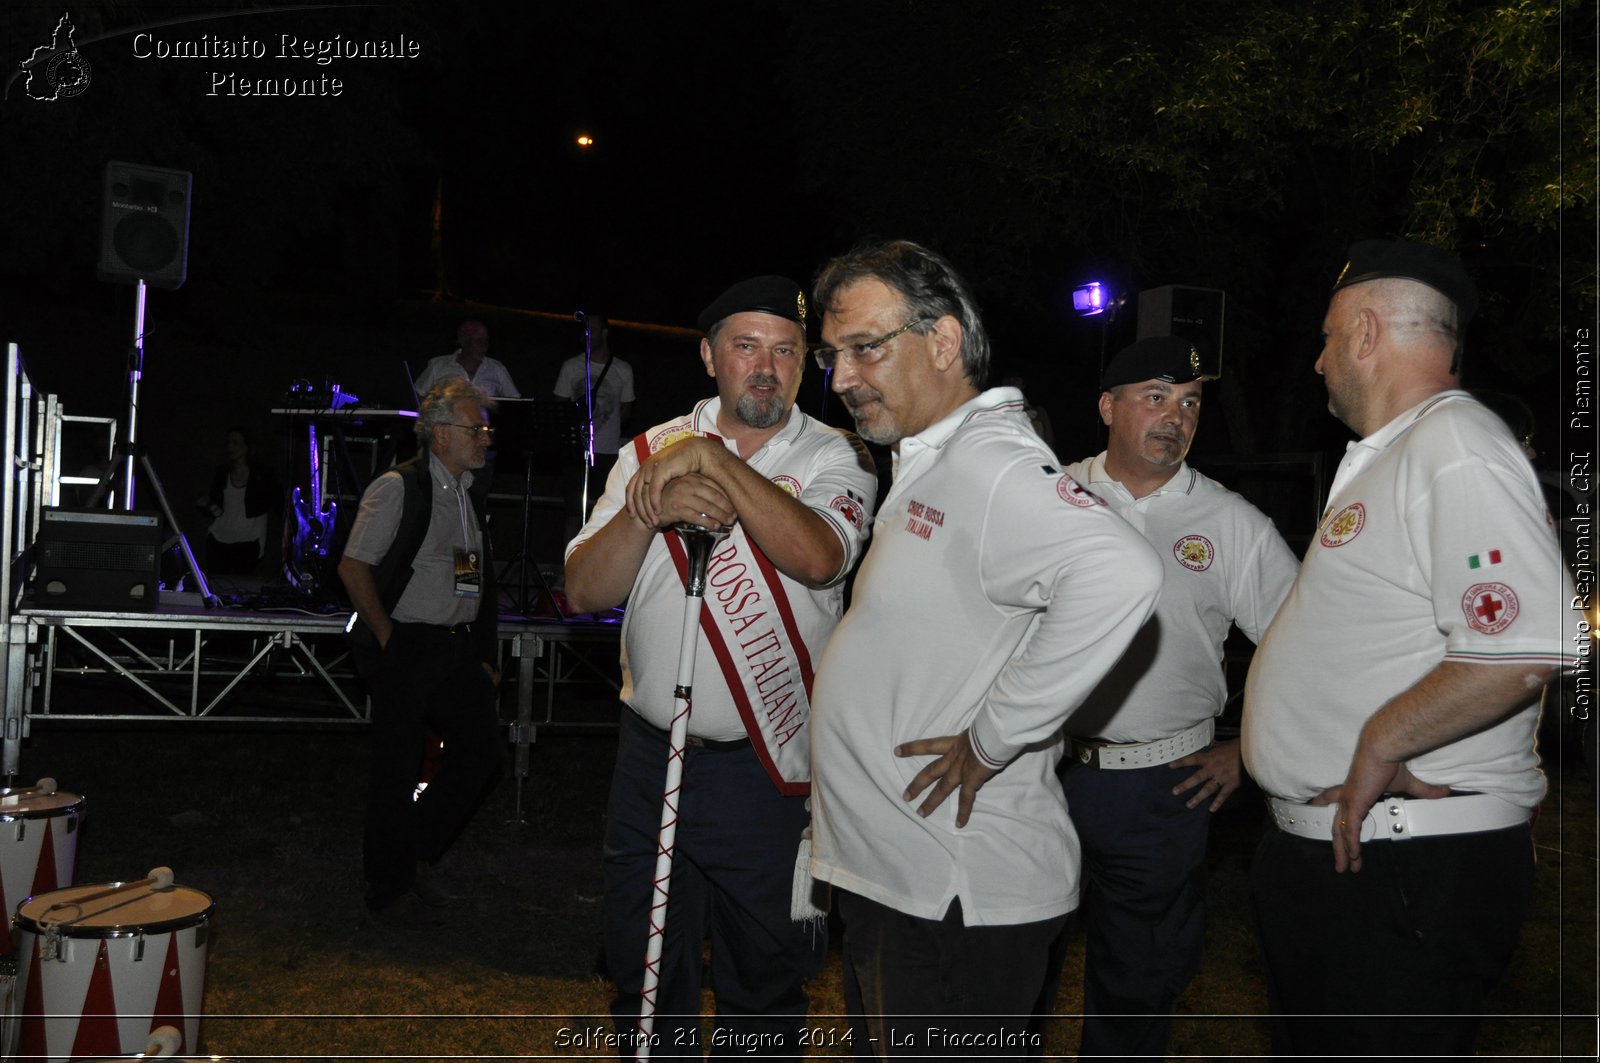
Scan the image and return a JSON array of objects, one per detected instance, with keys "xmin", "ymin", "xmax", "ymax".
[
  {"xmin": 1348, "ymin": 388, "xmax": 1468, "ymax": 457},
  {"xmin": 1081, "ymin": 452, "xmax": 1193, "ymax": 497},
  {"xmin": 426, "ymin": 450, "xmax": 474, "ymax": 490},
  {"xmin": 692, "ymin": 395, "xmax": 804, "ymax": 451},
  {"xmin": 904, "ymin": 386, "xmax": 1026, "ymax": 452}
]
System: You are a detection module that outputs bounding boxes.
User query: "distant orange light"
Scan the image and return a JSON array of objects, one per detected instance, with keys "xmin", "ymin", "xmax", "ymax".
[{"xmin": 577, "ymin": 134, "xmax": 594, "ymax": 148}]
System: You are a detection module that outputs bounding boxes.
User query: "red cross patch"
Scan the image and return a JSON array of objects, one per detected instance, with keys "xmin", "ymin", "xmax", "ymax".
[
  {"xmin": 829, "ymin": 494, "xmax": 866, "ymax": 530},
  {"xmin": 1462, "ymin": 581, "xmax": 1519, "ymax": 635},
  {"xmin": 1056, "ymin": 474, "xmax": 1104, "ymax": 508}
]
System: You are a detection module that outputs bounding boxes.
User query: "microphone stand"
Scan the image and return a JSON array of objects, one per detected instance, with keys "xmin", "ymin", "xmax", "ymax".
[{"xmin": 576, "ymin": 314, "xmax": 598, "ymax": 521}]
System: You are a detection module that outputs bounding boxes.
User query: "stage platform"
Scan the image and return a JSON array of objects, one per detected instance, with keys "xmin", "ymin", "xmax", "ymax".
[
  {"xmin": 0, "ymin": 340, "xmax": 629, "ymax": 804},
  {"xmin": 0, "ymin": 595, "xmax": 624, "ymax": 805}
]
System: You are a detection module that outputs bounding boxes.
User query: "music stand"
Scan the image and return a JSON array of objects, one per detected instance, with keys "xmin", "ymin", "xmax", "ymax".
[{"xmin": 490, "ymin": 399, "xmax": 584, "ymax": 615}]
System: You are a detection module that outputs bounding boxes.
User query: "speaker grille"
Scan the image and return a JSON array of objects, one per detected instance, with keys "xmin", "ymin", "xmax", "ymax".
[
  {"xmin": 112, "ymin": 214, "xmax": 180, "ymax": 272},
  {"xmin": 39, "ymin": 540, "xmax": 158, "ymax": 572}
]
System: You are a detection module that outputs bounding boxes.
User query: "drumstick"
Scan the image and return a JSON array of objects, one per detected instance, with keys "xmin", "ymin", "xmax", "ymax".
[
  {"xmin": 144, "ymin": 1024, "xmax": 183, "ymax": 1057},
  {"xmin": 43, "ymin": 866, "xmax": 174, "ymax": 913},
  {"xmin": 0, "ymin": 777, "xmax": 58, "ymax": 801}
]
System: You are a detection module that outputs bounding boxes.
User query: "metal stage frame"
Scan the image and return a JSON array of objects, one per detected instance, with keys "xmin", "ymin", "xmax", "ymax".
[
  {"xmin": 0, "ymin": 342, "xmax": 623, "ymax": 808},
  {"xmin": 2, "ymin": 605, "xmax": 621, "ymax": 793}
]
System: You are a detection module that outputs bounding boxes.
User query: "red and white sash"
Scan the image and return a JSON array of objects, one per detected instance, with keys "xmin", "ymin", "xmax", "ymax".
[{"xmin": 634, "ymin": 426, "xmax": 815, "ymax": 795}]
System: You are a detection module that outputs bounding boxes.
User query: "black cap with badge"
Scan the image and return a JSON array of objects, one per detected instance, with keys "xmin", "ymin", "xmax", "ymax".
[
  {"xmin": 697, "ymin": 275, "xmax": 808, "ymax": 334},
  {"xmin": 1101, "ymin": 335, "xmax": 1211, "ymax": 391},
  {"xmin": 1331, "ymin": 239, "xmax": 1479, "ymax": 325}
]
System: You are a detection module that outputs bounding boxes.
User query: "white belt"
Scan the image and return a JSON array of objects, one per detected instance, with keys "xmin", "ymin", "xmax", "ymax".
[
  {"xmin": 1070, "ymin": 718, "xmax": 1214, "ymax": 770},
  {"xmin": 1267, "ymin": 793, "xmax": 1532, "ymax": 843}
]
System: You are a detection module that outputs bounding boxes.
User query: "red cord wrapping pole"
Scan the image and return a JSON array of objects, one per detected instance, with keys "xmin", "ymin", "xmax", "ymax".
[{"xmin": 635, "ymin": 521, "xmax": 729, "ymax": 1060}]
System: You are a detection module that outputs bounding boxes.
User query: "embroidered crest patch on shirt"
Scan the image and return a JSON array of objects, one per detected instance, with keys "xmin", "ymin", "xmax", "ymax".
[
  {"xmin": 1173, "ymin": 534, "xmax": 1215, "ymax": 572},
  {"xmin": 647, "ymin": 423, "xmax": 697, "ymax": 452},
  {"xmin": 1320, "ymin": 502, "xmax": 1366, "ymax": 547},
  {"xmin": 770, "ymin": 475, "xmax": 801, "ymax": 498}
]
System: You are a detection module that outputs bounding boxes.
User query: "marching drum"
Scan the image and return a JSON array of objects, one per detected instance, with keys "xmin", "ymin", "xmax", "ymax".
[
  {"xmin": 11, "ymin": 874, "xmax": 215, "ymax": 1063},
  {"xmin": 0, "ymin": 780, "xmax": 84, "ymax": 955},
  {"xmin": 71, "ymin": 1021, "xmax": 228, "ymax": 1060},
  {"xmin": 73, "ymin": 1022, "xmax": 228, "ymax": 1060}
]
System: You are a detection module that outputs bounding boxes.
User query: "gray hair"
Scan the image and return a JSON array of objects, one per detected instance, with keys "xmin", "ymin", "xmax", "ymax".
[
  {"xmin": 415, "ymin": 379, "xmax": 490, "ymax": 447},
  {"xmin": 813, "ymin": 239, "xmax": 991, "ymax": 388}
]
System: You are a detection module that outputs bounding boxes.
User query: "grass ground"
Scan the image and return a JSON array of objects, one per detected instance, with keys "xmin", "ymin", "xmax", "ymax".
[{"xmin": 4, "ymin": 697, "xmax": 1595, "ymax": 1060}]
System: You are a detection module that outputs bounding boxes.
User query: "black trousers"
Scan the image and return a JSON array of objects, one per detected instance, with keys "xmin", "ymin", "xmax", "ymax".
[
  {"xmin": 1060, "ymin": 758, "xmax": 1211, "ymax": 1061},
  {"xmin": 836, "ymin": 889, "xmax": 1069, "ymax": 1060},
  {"xmin": 1250, "ymin": 821, "xmax": 1534, "ymax": 1060},
  {"xmin": 364, "ymin": 622, "xmax": 504, "ymax": 890},
  {"xmin": 602, "ymin": 710, "xmax": 822, "ymax": 1058}
]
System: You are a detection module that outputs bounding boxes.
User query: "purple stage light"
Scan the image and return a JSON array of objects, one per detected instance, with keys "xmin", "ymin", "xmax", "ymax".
[{"xmin": 1072, "ymin": 281, "xmax": 1108, "ymax": 317}]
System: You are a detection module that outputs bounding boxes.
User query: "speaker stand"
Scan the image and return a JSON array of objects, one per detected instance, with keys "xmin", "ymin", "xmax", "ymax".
[{"xmin": 85, "ymin": 279, "xmax": 219, "ymax": 608}]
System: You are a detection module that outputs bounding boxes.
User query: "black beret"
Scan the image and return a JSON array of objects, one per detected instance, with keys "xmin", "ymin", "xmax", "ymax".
[
  {"xmin": 697, "ymin": 275, "xmax": 807, "ymax": 334},
  {"xmin": 1332, "ymin": 239, "xmax": 1478, "ymax": 325},
  {"xmin": 1101, "ymin": 336, "xmax": 1207, "ymax": 391}
]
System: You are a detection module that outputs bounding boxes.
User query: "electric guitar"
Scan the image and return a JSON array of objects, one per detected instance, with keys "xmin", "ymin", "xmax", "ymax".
[{"xmin": 285, "ymin": 420, "xmax": 338, "ymax": 594}]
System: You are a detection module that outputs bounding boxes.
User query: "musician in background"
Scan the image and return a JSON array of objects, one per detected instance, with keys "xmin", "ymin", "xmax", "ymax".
[
  {"xmin": 195, "ymin": 427, "xmax": 282, "ymax": 576},
  {"xmin": 553, "ymin": 313, "xmax": 635, "ymax": 536},
  {"xmin": 415, "ymin": 319, "xmax": 517, "ymax": 511},
  {"xmin": 414, "ymin": 319, "xmax": 521, "ymax": 399}
]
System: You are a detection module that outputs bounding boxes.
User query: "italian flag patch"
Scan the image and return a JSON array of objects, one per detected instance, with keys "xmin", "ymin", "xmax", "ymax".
[{"xmin": 1467, "ymin": 549, "xmax": 1503, "ymax": 569}]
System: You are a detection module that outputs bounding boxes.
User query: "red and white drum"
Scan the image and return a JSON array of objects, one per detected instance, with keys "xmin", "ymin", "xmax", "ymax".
[
  {"xmin": 0, "ymin": 782, "xmax": 84, "ymax": 954},
  {"xmin": 71, "ymin": 1020, "xmax": 228, "ymax": 1062},
  {"xmin": 12, "ymin": 881, "xmax": 215, "ymax": 1063}
]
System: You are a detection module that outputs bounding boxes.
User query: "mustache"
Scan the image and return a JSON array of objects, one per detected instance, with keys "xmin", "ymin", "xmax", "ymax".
[
  {"xmin": 746, "ymin": 373, "xmax": 781, "ymax": 389},
  {"xmin": 840, "ymin": 385, "xmax": 881, "ymax": 408}
]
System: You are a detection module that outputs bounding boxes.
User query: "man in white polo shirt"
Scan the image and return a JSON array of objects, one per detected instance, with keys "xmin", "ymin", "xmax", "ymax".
[
  {"xmin": 1243, "ymin": 239, "xmax": 1574, "ymax": 1058},
  {"xmin": 809, "ymin": 239, "xmax": 1163, "ymax": 1056},
  {"xmin": 1061, "ymin": 335, "xmax": 1298, "ymax": 1060},
  {"xmin": 565, "ymin": 275, "xmax": 875, "ymax": 1058}
]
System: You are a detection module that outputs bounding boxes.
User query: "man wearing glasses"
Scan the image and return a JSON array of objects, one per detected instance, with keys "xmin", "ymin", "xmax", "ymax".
[
  {"xmin": 807, "ymin": 239, "xmax": 1163, "ymax": 1055},
  {"xmin": 339, "ymin": 379, "xmax": 505, "ymax": 914},
  {"xmin": 565, "ymin": 276, "xmax": 876, "ymax": 1057}
]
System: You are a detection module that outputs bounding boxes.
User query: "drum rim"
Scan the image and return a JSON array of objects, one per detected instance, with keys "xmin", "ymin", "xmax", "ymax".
[
  {"xmin": 0, "ymin": 794, "xmax": 84, "ymax": 821},
  {"xmin": 14, "ymin": 885, "xmax": 215, "ymax": 938}
]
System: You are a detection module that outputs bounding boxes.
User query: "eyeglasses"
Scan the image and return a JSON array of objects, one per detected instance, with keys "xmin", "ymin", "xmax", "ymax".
[
  {"xmin": 443, "ymin": 423, "xmax": 495, "ymax": 439},
  {"xmin": 811, "ymin": 317, "xmax": 931, "ymax": 371}
]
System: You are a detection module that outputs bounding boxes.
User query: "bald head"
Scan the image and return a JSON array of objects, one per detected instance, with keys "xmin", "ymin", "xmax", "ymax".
[
  {"xmin": 1317, "ymin": 278, "xmax": 1464, "ymax": 436},
  {"xmin": 1362, "ymin": 278, "xmax": 1460, "ymax": 349}
]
